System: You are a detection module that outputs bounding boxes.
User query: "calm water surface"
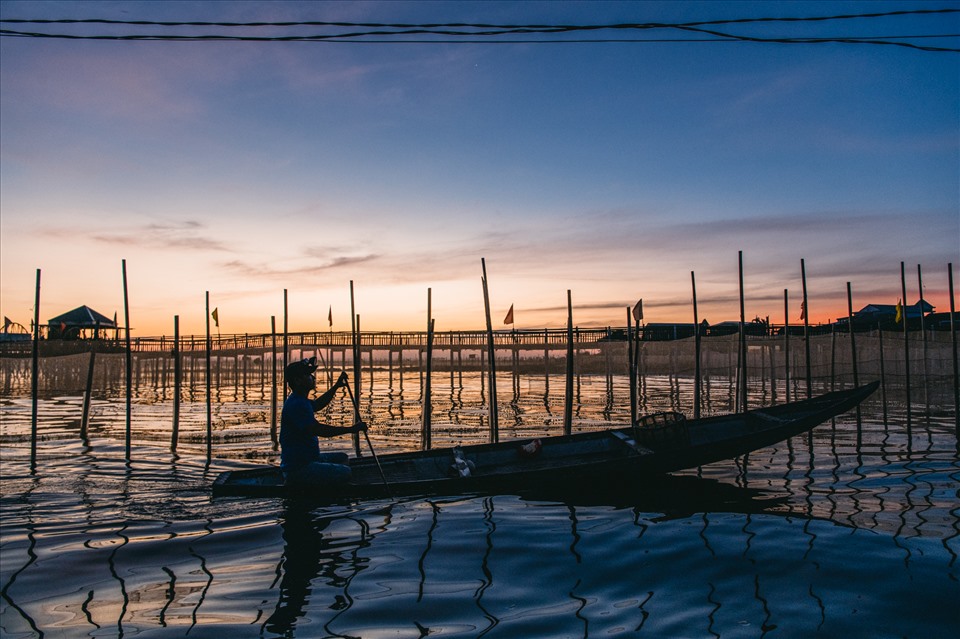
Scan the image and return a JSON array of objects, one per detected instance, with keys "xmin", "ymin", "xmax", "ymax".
[{"xmin": 1, "ymin": 370, "xmax": 958, "ymax": 638}]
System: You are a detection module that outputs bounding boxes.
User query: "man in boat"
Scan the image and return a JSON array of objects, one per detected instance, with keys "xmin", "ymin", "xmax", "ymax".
[{"xmin": 280, "ymin": 357, "xmax": 366, "ymax": 486}]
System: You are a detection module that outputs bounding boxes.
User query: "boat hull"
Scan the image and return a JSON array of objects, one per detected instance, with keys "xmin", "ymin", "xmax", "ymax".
[{"xmin": 212, "ymin": 382, "xmax": 879, "ymax": 500}]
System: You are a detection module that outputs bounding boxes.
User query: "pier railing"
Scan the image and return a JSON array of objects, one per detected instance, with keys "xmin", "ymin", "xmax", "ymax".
[
  {"xmin": 2, "ymin": 321, "xmax": 955, "ymax": 358},
  {"xmin": 1, "ymin": 327, "xmax": 625, "ymax": 356}
]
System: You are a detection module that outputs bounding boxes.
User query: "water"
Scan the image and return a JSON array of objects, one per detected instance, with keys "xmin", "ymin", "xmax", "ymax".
[{"xmin": 1, "ymin": 367, "xmax": 958, "ymax": 638}]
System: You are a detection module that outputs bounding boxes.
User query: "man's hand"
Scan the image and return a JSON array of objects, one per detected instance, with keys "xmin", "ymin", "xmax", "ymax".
[
  {"xmin": 353, "ymin": 421, "xmax": 368, "ymax": 433},
  {"xmin": 336, "ymin": 371, "xmax": 349, "ymax": 389}
]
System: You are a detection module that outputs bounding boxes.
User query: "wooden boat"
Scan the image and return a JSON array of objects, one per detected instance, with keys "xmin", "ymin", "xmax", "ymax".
[{"xmin": 212, "ymin": 381, "xmax": 879, "ymax": 500}]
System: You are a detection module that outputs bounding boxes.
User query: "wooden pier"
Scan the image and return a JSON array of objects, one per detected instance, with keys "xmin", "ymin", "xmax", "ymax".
[{"xmin": 0, "ymin": 327, "xmax": 626, "ymax": 357}]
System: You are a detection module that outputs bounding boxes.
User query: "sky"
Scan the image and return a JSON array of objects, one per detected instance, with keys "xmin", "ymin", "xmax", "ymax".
[{"xmin": 1, "ymin": 0, "xmax": 957, "ymax": 337}]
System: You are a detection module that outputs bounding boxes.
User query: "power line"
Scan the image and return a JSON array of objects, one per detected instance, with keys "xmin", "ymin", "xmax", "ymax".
[
  {"xmin": 1, "ymin": 8, "xmax": 955, "ymax": 29},
  {"xmin": 1, "ymin": 8, "xmax": 957, "ymax": 52}
]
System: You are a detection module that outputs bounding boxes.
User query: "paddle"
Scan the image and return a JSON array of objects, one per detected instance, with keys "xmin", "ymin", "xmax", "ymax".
[{"xmin": 342, "ymin": 375, "xmax": 391, "ymax": 497}]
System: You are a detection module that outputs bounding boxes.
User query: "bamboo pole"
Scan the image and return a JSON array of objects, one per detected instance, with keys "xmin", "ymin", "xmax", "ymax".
[
  {"xmin": 422, "ymin": 289, "xmax": 433, "ymax": 450},
  {"xmin": 205, "ymin": 291, "xmax": 212, "ymax": 459},
  {"xmin": 948, "ymin": 263, "xmax": 958, "ymax": 436},
  {"xmin": 692, "ymin": 271, "xmax": 701, "ymax": 420},
  {"xmin": 783, "ymin": 289, "xmax": 790, "ymax": 403},
  {"xmin": 349, "ymin": 281, "xmax": 362, "ymax": 456},
  {"xmin": 738, "ymin": 251, "xmax": 747, "ymax": 413},
  {"xmin": 172, "ymin": 315, "xmax": 181, "ymax": 452},
  {"xmin": 564, "ymin": 290, "xmax": 574, "ymax": 436},
  {"xmin": 846, "ymin": 283, "xmax": 860, "ymax": 388},
  {"xmin": 801, "ymin": 259, "xmax": 812, "ymax": 399},
  {"xmin": 918, "ymin": 264, "xmax": 930, "ymax": 414},
  {"xmin": 30, "ymin": 269, "xmax": 40, "ymax": 470},
  {"xmin": 122, "ymin": 259, "xmax": 132, "ymax": 460},
  {"xmin": 80, "ymin": 321, "xmax": 99, "ymax": 441},
  {"xmin": 900, "ymin": 262, "xmax": 912, "ymax": 423},
  {"xmin": 830, "ymin": 325, "xmax": 836, "ymax": 391},
  {"xmin": 270, "ymin": 316, "xmax": 278, "ymax": 448},
  {"xmin": 627, "ymin": 307, "xmax": 637, "ymax": 425},
  {"xmin": 283, "ymin": 288, "xmax": 289, "ymax": 373},
  {"xmin": 481, "ymin": 259, "xmax": 499, "ymax": 443},
  {"xmin": 878, "ymin": 321, "xmax": 888, "ymax": 424},
  {"xmin": 847, "ymin": 282, "xmax": 861, "ymax": 424},
  {"xmin": 543, "ymin": 328, "xmax": 550, "ymax": 397}
]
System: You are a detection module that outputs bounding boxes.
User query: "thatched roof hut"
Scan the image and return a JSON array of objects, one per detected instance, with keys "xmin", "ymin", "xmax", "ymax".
[{"xmin": 47, "ymin": 306, "xmax": 116, "ymax": 339}]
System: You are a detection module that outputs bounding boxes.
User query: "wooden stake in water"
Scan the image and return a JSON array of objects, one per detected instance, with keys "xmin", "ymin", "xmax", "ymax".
[
  {"xmin": 692, "ymin": 271, "xmax": 701, "ymax": 420},
  {"xmin": 349, "ymin": 281, "xmax": 362, "ymax": 456},
  {"xmin": 480, "ymin": 259, "xmax": 499, "ymax": 443},
  {"xmin": 30, "ymin": 268, "xmax": 40, "ymax": 471},
  {"xmin": 878, "ymin": 321, "xmax": 888, "ymax": 424},
  {"xmin": 172, "ymin": 315, "xmax": 181, "ymax": 453},
  {"xmin": 543, "ymin": 328, "xmax": 550, "ymax": 397},
  {"xmin": 122, "ymin": 259, "xmax": 132, "ymax": 461},
  {"xmin": 947, "ymin": 262, "xmax": 958, "ymax": 436},
  {"xmin": 423, "ymin": 317, "xmax": 435, "ymax": 451},
  {"xmin": 205, "ymin": 291, "xmax": 212, "ymax": 459},
  {"xmin": 801, "ymin": 259, "xmax": 812, "ymax": 399},
  {"xmin": 564, "ymin": 290, "xmax": 574, "ymax": 436},
  {"xmin": 738, "ymin": 251, "xmax": 747, "ymax": 413},
  {"xmin": 627, "ymin": 307, "xmax": 637, "ymax": 425},
  {"xmin": 283, "ymin": 288, "xmax": 289, "ymax": 372},
  {"xmin": 918, "ymin": 264, "xmax": 930, "ymax": 414},
  {"xmin": 81, "ymin": 321, "xmax": 99, "ymax": 441},
  {"xmin": 422, "ymin": 289, "xmax": 434, "ymax": 450},
  {"xmin": 900, "ymin": 262, "xmax": 912, "ymax": 424},
  {"xmin": 847, "ymin": 282, "xmax": 861, "ymax": 425},
  {"xmin": 270, "ymin": 316, "xmax": 278, "ymax": 448},
  {"xmin": 783, "ymin": 289, "xmax": 791, "ymax": 403}
]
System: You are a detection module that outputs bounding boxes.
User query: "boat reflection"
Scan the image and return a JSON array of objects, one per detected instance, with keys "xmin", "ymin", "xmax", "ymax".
[
  {"xmin": 260, "ymin": 474, "xmax": 782, "ymax": 637},
  {"xmin": 264, "ymin": 501, "xmax": 388, "ymax": 637}
]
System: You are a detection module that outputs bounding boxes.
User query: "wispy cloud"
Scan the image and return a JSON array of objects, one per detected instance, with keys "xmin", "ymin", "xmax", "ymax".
[{"xmin": 41, "ymin": 220, "xmax": 232, "ymax": 252}]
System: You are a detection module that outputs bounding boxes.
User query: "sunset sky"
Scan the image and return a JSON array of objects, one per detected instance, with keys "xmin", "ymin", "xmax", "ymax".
[{"xmin": 1, "ymin": 1, "xmax": 957, "ymax": 337}]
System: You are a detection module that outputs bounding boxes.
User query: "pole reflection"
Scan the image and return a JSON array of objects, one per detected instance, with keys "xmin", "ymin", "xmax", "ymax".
[{"xmin": 264, "ymin": 501, "xmax": 382, "ymax": 637}]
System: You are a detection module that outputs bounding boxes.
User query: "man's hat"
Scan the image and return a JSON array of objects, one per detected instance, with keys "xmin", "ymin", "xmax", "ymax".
[{"xmin": 285, "ymin": 356, "xmax": 318, "ymax": 382}]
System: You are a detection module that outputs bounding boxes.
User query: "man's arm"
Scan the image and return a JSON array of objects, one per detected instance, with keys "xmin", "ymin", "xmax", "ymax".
[
  {"xmin": 312, "ymin": 372, "xmax": 348, "ymax": 411},
  {"xmin": 309, "ymin": 420, "xmax": 367, "ymax": 438}
]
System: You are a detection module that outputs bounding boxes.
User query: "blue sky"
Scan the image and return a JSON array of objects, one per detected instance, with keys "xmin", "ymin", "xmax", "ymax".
[{"xmin": 1, "ymin": 1, "xmax": 957, "ymax": 335}]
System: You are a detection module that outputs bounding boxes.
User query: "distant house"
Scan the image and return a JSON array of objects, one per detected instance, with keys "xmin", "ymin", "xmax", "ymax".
[
  {"xmin": 47, "ymin": 306, "xmax": 117, "ymax": 339},
  {"xmin": 640, "ymin": 323, "xmax": 700, "ymax": 341},
  {"xmin": 920, "ymin": 311, "xmax": 959, "ymax": 331},
  {"xmin": 702, "ymin": 318, "xmax": 771, "ymax": 338},
  {"xmin": 846, "ymin": 299, "xmax": 934, "ymax": 329}
]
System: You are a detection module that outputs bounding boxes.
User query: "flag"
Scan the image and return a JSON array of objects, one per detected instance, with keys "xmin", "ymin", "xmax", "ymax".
[
  {"xmin": 799, "ymin": 301, "xmax": 806, "ymax": 321},
  {"xmin": 632, "ymin": 299, "xmax": 643, "ymax": 323},
  {"xmin": 503, "ymin": 304, "xmax": 514, "ymax": 325},
  {"xmin": 328, "ymin": 305, "xmax": 333, "ymax": 328},
  {"xmin": 211, "ymin": 307, "xmax": 219, "ymax": 327},
  {"xmin": 895, "ymin": 299, "xmax": 902, "ymax": 324}
]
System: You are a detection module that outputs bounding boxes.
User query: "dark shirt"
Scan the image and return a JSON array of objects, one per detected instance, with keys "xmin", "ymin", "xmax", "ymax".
[{"xmin": 279, "ymin": 393, "xmax": 320, "ymax": 471}]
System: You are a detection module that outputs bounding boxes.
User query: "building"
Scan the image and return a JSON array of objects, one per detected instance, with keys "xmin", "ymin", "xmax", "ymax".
[{"xmin": 47, "ymin": 306, "xmax": 117, "ymax": 339}]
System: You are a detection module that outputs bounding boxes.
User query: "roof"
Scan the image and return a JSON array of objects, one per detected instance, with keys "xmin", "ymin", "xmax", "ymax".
[
  {"xmin": 47, "ymin": 305, "xmax": 116, "ymax": 328},
  {"xmin": 855, "ymin": 300, "xmax": 934, "ymax": 317}
]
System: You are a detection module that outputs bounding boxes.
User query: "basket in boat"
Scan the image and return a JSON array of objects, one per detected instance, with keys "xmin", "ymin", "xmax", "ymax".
[{"xmin": 634, "ymin": 411, "xmax": 689, "ymax": 446}]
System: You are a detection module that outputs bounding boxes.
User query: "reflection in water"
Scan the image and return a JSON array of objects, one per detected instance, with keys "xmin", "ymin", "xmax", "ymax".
[
  {"xmin": 0, "ymin": 524, "xmax": 41, "ymax": 637},
  {"xmin": 188, "ymin": 536, "xmax": 214, "ymax": 632},
  {"xmin": 475, "ymin": 497, "xmax": 498, "ymax": 637},
  {"xmin": 0, "ymin": 365, "xmax": 957, "ymax": 637},
  {"xmin": 265, "ymin": 501, "xmax": 379, "ymax": 637},
  {"xmin": 255, "ymin": 477, "xmax": 793, "ymax": 636},
  {"xmin": 107, "ymin": 523, "xmax": 130, "ymax": 637}
]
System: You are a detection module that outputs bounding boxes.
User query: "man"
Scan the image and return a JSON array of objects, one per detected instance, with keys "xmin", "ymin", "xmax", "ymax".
[{"xmin": 280, "ymin": 357, "xmax": 366, "ymax": 486}]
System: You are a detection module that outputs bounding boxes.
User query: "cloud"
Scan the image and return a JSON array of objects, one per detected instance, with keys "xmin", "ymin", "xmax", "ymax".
[
  {"xmin": 220, "ymin": 252, "xmax": 380, "ymax": 280},
  {"xmin": 40, "ymin": 220, "xmax": 232, "ymax": 252}
]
